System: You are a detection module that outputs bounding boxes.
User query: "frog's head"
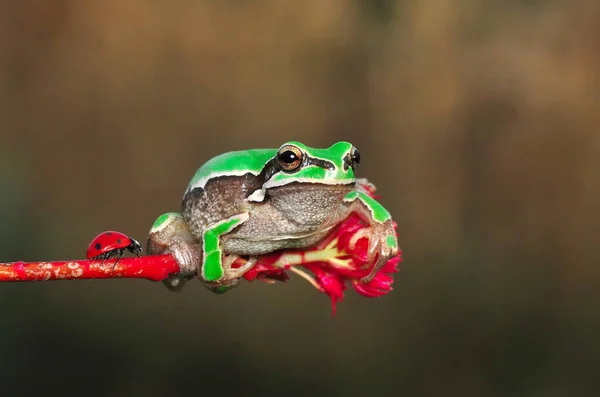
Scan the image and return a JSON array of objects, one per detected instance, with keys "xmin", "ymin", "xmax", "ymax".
[{"xmin": 262, "ymin": 141, "xmax": 360, "ymax": 190}]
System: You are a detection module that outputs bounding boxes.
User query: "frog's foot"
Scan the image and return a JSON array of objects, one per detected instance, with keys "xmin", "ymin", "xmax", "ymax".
[
  {"xmin": 147, "ymin": 212, "xmax": 201, "ymax": 292},
  {"xmin": 222, "ymin": 255, "xmax": 257, "ymax": 280},
  {"xmin": 348, "ymin": 220, "xmax": 398, "ymax": 284},
  {"xmin": 201, "ymin": 256, "xmax": 257, "ymax": 294},
  {"xmin": 155, "ymin": 241, "xmax": 201, "ymax": 291}
]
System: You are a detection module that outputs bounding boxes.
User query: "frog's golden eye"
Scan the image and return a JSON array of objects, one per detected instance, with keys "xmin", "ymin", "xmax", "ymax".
[{"xmin": 277, "ymin": 145, "xmax": 303, "ymax": 172}]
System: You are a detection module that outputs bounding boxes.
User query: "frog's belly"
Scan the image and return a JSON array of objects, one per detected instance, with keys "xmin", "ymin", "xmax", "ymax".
[{"xmin": 221, "ymin": 228, "xmax": 333, "ymax": 256}]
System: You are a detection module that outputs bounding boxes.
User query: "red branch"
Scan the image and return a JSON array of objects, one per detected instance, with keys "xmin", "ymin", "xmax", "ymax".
[{"xmin": 0, "ymin": 255, "xmax": 180, "ymax": 282}]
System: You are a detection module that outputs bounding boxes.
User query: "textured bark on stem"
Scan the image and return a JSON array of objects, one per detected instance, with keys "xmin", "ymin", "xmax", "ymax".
[{"xmin": 0, "ymin": 254, "xmax": 180, "ymax": 282}]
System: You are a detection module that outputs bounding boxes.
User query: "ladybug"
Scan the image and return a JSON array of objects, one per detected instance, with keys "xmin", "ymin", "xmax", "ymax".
[{"xmin": 86, "ymin": 231, "xmax": 143, "ymax": 267}]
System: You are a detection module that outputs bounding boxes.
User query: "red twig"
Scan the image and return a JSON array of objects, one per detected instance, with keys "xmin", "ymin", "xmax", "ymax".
[{"xmin": 0, "ymin": 255, "xmax": 180, "ymax": 283}]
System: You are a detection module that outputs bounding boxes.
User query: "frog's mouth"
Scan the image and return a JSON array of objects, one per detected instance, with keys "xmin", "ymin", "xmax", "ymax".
[{"xmin": 247, "ymin": 181, "xmax": 354, "ymax": 203}]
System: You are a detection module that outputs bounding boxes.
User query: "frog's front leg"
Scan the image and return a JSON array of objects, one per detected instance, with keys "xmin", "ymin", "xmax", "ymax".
[
  {"xmin": 200, "ymin": 213, "xmax": 258, "ymax": 294},
  {"xmin": 343, "ymin": 186, "xmax": 399, "ymax": 284},
  {"xmin": 146, "ymin": 212, "xmax": 201, "ymax": 291}
]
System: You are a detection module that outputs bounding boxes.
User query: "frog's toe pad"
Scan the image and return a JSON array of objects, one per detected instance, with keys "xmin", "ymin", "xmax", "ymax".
[{"xmin": 162, "ymin": 275, "xmax": 188, "ymax": 292}]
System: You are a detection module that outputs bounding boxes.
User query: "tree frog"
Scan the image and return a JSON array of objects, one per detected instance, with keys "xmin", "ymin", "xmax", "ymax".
[{"xmin": 146, "ymin": 141, "xmax": 398, "ymax": 293}]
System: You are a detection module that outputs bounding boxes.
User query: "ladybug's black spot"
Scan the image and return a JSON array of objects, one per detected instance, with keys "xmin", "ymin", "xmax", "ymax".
[
  {"xmin": 117, "ymin": 239, "xmax": 122, "ymax": 244},
  {"xmin": 106, "ymin": 232, "xmax": 112, "ymax": 236},
  {"xmin": 95, "ymin": 243, "xmax": 102, "ymax": 250}
]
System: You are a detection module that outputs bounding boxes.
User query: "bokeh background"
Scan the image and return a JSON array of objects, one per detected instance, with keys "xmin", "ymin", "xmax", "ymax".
[{"xmin": 1, "ymin": 1, "xmax": 599, "ymax": 396}]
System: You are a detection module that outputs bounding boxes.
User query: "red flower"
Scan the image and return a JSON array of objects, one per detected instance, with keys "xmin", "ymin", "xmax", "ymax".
[
  {"xmin": 237, "ymin": 186, "xmax": 402, "ymax": 316},
  {"xmin": 241, "ymin": 257, "xmax": 290, "ymax": 284}
]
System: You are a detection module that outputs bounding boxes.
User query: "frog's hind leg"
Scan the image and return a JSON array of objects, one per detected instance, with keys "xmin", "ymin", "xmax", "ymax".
[
  {"xmin": 200, "ymin": 213, "xmax": 251, "ymax": 284},
  {"xmin": 202, "ymin": 255, "xmax": 257, "ymax": 295}
]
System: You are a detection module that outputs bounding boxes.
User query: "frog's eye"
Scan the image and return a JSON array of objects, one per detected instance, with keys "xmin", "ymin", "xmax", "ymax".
[
  {"xmin": 351, "ymin": 147, "xmax": 360, "ymax": 165},
  {"xmin": 344, "ymin": 147, "xmax": 361, "ymax": 170},
  {"xmin": 277, "ymin": 145, "xmax": 303, "ymax": 172}
]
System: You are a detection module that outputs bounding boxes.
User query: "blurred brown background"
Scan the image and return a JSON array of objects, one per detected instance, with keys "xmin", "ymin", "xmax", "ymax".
[{"xmin": 1, "ymin": 1, "xmax": 599, "ymax": 396}]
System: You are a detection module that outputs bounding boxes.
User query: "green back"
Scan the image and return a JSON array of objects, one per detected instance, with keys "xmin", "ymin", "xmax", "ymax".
[{"xmin": 186, "ymin": 149, "xmax": 277, "ymax": 192}]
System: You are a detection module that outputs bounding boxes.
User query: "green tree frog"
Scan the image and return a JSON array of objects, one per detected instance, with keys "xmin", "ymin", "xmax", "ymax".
[{"xmin": 146, "ymin": 141, "xmax": 398, "ymax": 293}]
